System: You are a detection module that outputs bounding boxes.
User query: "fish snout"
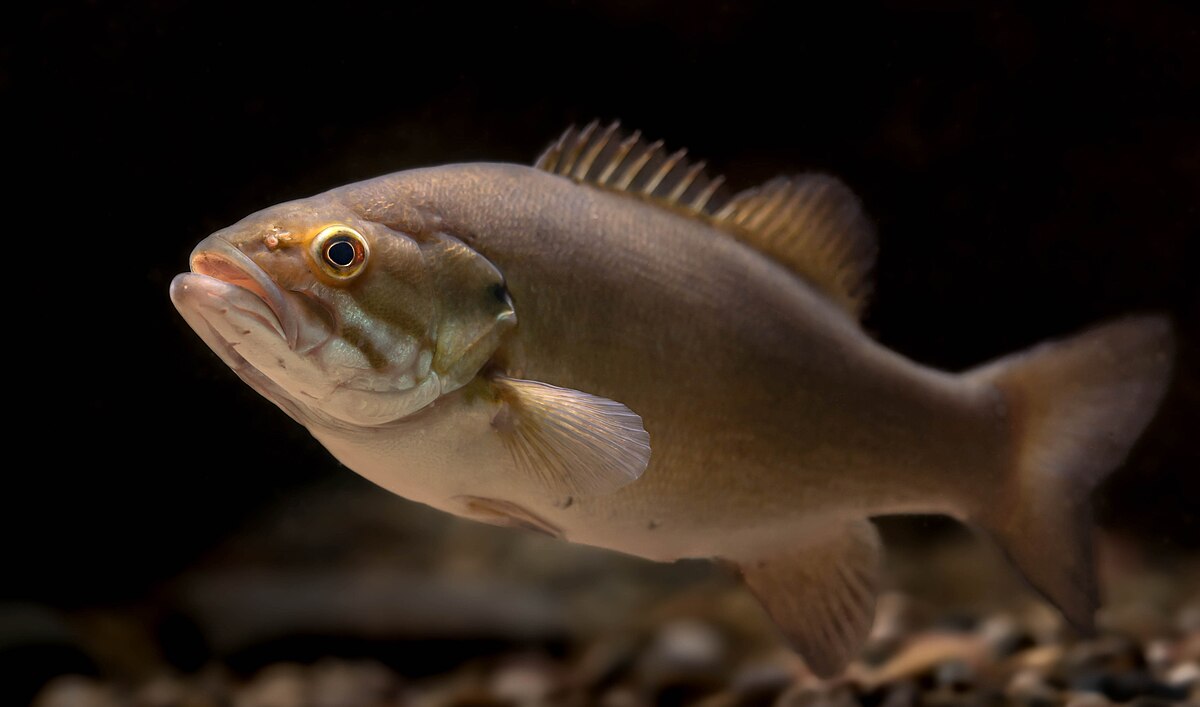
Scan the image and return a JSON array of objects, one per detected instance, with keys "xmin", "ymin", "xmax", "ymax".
[{"xmin": 187, "ymin": 235, "xmax": 299, "ymax": 349}]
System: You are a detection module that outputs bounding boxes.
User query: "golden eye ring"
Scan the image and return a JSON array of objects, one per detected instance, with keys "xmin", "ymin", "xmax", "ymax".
[{"xmin": 310, "ymin": 225, "xmax": 369, "ymax": 280}]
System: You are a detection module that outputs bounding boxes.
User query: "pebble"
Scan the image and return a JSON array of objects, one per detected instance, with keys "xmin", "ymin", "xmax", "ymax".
[
  {"xmin": 32, "ymin": 676, "xmax": 121, "ymax": 707},
  {"xmin": 774, "ymin": 685, "xmax": 858, "ymax": 707},
  {"xmin": 310, "ymin": 659, "xmax": 397, "ymax": 707},
  {"xmin": 488, "ymin": 654, "xmax": 558, "ymax": 704},
  {"xmin": 597, "ymin": 685, "xmax": 645, "ymax": 707},
  {"xmin": 235, "ymin": 663, "xmax": 306, "ymax": 707},
  {"xmin": 933, "ymin": 658, "xmax": 973, "ymax": 690},
  {"xmin": 1142, "ymin": 638, "xmax": 1174, "ymax": 672},
  {"xmin": 978, "ymin": 614, "xmax": 1029, "ymax": 658},
  {"xmin": 636, "ymin": 618, "xmax": 727, "ymax": 689},
  {"xmin": 1009, "ymin": 644, "xmax": 1063, "ymax": 673},
  {"xmin": 1063, "ymin": 693, "xmax": 1113, "ymax": 707},
  {"xmin": 1165, "ymin": 660, "xmax": 1200, "ymax": 688},
  {"xmin": 1070, "ymin": 669, "xmax": 1190, "ymax": 703},
  {"xmin": 1062, "ymin": 636, "xmax": 1142, "ymax": 675},
  {"xmin": 132, "ymin": 675, "xmax": 216, "ymax": 707},
  {"xmin": 1006, "ymin": 668, "xmax": 1057, "ymax": 705},
  {"xmin": 725, "ymin": 655, "xmax": 794, "ymax": 699}
]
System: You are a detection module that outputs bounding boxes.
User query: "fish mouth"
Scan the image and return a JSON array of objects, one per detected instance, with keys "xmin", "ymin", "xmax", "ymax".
[{"xmin": 186, "ymin": 235, "xmax": 298, "ymax": 349}]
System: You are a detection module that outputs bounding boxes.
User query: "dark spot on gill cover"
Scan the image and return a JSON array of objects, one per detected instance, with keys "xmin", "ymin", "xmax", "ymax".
[
  {"xmin": 490, "ymin": 282, "xmax": 510, "ymax": 306},
  {"xmin": 647, "ymin": 520, "xmax": 660, "ymax": 530}
]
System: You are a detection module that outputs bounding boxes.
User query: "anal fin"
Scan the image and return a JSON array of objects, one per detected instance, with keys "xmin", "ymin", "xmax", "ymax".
[{"xmin": 734, "ymin": 520, "xmax": 882, "ymax": 677}]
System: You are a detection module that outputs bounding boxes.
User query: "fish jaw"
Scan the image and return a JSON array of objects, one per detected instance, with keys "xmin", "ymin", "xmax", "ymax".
[
  {"xmin": 169, "ymin": 270, "xmax": 315, "ymax": 424},
  {"xmin": 170, "ymin": 233, "xmax": 340, "ymax": 424}
]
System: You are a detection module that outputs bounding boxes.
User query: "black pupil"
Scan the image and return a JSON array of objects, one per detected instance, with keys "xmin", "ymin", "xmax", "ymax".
[{"xmin": 326, "ymin": 238, "xmax": 357, "ymax": 267}]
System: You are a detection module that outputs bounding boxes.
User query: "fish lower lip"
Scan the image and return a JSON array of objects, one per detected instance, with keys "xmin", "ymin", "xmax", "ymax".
[{"xmin": 189, "ymin": 237, "xmax": 297, "ymax": 348}]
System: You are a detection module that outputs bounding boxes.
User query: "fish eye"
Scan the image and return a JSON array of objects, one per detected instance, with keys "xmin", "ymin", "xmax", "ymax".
[
  {"xmin": 310, "ymin": 225, "xmax": 369, "ymax": 281},
  {"xmin": 325, "ymin": 238, "xmax": 357, "ymax": 267}
]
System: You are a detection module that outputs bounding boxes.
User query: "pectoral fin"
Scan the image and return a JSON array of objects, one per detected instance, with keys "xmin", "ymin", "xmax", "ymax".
[
  {"xmin": 735, "ymin": 520, "xmax": 882, "ymax": 677},
  {"xmin": 491, "ymin": 375, "xmax": 651, "ymax": 497}
]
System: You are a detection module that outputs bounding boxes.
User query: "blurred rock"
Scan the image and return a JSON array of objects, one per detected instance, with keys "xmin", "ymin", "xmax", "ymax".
[
  {"xmin": 131, "ymin": 675, "xmax": 213, "ymax": 707},
  {"xmin": 1062, "ymin": 636, "xmax": 1143, "ymax": 676},
  {"xmin": 636, "ymin": 618, "xmax": 727, "ymax": 689},
  {"xmin": 726, "ymin": 654, "xmax": 794, "ymax": 702},
  {"xmin": 978, "ymin": 613, "xmax": 1030, "ymax": 659},
  {"xmin": 1165, "ymin": 660, "xmax": 1199, "ymax": 687},
  {"xmin": 933, "ymin": 658, "xmax": 973, "ymax": 690},
  {"xmin": 774, "ymin": 685, "xmax": 858, "ymax": 707},
  {"xmin": 309, "ymin": 659, "xmax": 397, "ymax": 707},
  {"xmin": 1070, "ymin": 669, "xmax": 1189, "ymax": 703},
  {"xmin": 1006, "ymin": 644, "xmax": 1063, "ymax": 674},
  {"xmin": 1006, "ymin": 668, "xmax": 1056, "ymax": 706},
  {"xmin": 597, "ymin": 685, "xmax": 644, "ymax": 707},
  {"xmin": 235, "ymin": 663, "xmax": 306, "ymax": 707},
  {"xmin": 488, "ymin": 653, "xmax": 559, "ymax": 705},
  {"xmin": 854, "ymin": 633, "xmax": 986, "ymax": 690},
  {"xmin": 1123, "ymin": 698, "xmax": 1174, "ymax": 707},
  {"xmin": 32, "ymin": 675, "xmax": 121, "ymax": 707},
  {"xmin": 1142, "ymin": 638, "xmax": 1174, "ymax": 673},
  {"xmin": 1018, "ymin": 602, "xmax": 1066, "ymax": 646},
  {"xmin": 876, "ymin": 680, "xmax": 917, "ymax": 707}
]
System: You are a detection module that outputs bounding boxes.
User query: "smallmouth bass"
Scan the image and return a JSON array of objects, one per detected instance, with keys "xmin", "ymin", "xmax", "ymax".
[{"xmin": 171, "ymin": 122, "xmax": 1174, "ymax": 676}]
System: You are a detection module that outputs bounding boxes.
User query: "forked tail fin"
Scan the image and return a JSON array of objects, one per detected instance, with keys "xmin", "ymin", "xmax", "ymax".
[{"xmin": 966, "ymin": 316, "xmax": 1174, "ymax": 632}]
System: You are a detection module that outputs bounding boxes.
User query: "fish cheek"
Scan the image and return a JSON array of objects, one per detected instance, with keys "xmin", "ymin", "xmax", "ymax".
[{"xmin": 337, "ymin": 234, "xmax": 439, "ymax": 369}]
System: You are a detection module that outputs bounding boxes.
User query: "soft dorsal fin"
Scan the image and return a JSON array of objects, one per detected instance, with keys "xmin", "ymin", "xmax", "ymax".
[
  {"xmin": 535, "ymin": 123, "xmax": 877, "ymax": 318},
  {"xmin": 714, "ymin": 176, "xmax": 878, "ymax": 318},
  {"xmin": 535, "ymin": 121, "xmax": 729, "ymax": 214}
]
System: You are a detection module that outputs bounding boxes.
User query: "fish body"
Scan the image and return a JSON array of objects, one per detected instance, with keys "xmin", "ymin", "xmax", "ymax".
[{"xmin": 171, "ymin": 124, "xmax": 1174, "ymax": 676}]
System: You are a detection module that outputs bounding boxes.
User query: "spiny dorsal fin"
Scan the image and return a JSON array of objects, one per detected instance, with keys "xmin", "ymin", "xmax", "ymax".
[
  {"xmin": 535, "ymin": 121, "xmax": 728, "ymax": 214},
  {"xmin": 536, "ymin": 123, "xmax": 877, "ymax": 319},
  {"xmin": 714, "ymin": 176, "xmax": 877, "ymax": 318}
]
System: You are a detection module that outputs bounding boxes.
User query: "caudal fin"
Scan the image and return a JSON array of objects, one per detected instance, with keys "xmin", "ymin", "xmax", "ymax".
[{"xmin": 966, "ymin": 316, "xmax": 1174, "ymax": 633}]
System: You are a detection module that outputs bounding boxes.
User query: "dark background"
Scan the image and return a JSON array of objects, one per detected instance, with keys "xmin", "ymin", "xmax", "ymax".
[{"xmin": 9, "ymin": 1, "xmax": 1197, "ymax": 611}]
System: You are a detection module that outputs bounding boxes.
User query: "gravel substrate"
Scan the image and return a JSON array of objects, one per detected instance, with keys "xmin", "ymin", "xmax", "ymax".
[
  {"xmin": 30, "ymin": 580, "xmax": 1200, "ymax": 707},
  {"xmin": 23, "ymin": 489, "xmax": 1200, "ymax": 706}
]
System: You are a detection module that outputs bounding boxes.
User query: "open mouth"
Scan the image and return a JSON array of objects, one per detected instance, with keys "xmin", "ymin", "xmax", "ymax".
[{"xmin": 188, "ymin": 237, "xmax": 297, "ymax": 349}]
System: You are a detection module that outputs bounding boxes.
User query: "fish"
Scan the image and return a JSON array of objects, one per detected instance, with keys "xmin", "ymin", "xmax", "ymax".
[{"xmin": 170, "ymin": 121, "xmax": 1174, "ymax": 676}]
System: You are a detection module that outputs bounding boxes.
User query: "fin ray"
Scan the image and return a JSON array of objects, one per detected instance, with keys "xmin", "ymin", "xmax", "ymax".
[
  {"xmin": 715, "ymin": 176, "xmax": 878, "ymax": 318},
  {"xmin": 966, "ymin": 316, "xmax": 1174, "ymax": 633},
  {"xmin": 491, "ymin": 375, "xmax": 652, "ymax": 498},
  {"xmin": 536, "ymin": 123, "xmax": 876, "ymax": 318},
  {"xmin": 535, "ymin": 122, "xmax": 730, "ymax": 215},
  {"xmin": 735, "ymin": 520, "xmax": 882, "ymax": 677}
]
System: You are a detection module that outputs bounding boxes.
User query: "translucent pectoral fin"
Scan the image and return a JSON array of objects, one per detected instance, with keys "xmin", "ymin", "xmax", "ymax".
[
  {"xmin": 734, "ymin": 520, "xmax": 882, "ymax": 678},
  {"xmin": 490, "ymin": 375, "xmax": 651, "ymax": 497}
]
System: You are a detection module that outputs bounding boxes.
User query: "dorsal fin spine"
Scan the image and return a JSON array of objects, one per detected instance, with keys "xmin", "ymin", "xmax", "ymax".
[
  {"xmin": 689, "ymin": 175, "xmax": 724, "ymax": 212},
  {"xmin": 573, "ymin": 121, "xmax": 617, "ymax": 180},
  {"xmin": 560, "ymin": 121, "xmax": 598, "ymax": 176},
  {"xmin": 533, "ymin": 123, "xmax": 878, "ymax": 319},
  {"xmin": 596, "ymin": 130, "xmax": 640, "ymax": 185},
  {"xmin": 642, "ymin": 149, "xmax": 686, "ymax": 195},
  {"xmin": 613, "ymin": 140, "xmax": 661, "ymax": 190},
  {"xmin": 668, "ymin": 161, "xmax": 706, "ymax": 202}
]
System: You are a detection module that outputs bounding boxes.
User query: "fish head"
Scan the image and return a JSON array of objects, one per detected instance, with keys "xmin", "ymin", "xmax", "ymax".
[{"xmin": 170, "ymin": 194, "xmax": 515, "ymax": 429}]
